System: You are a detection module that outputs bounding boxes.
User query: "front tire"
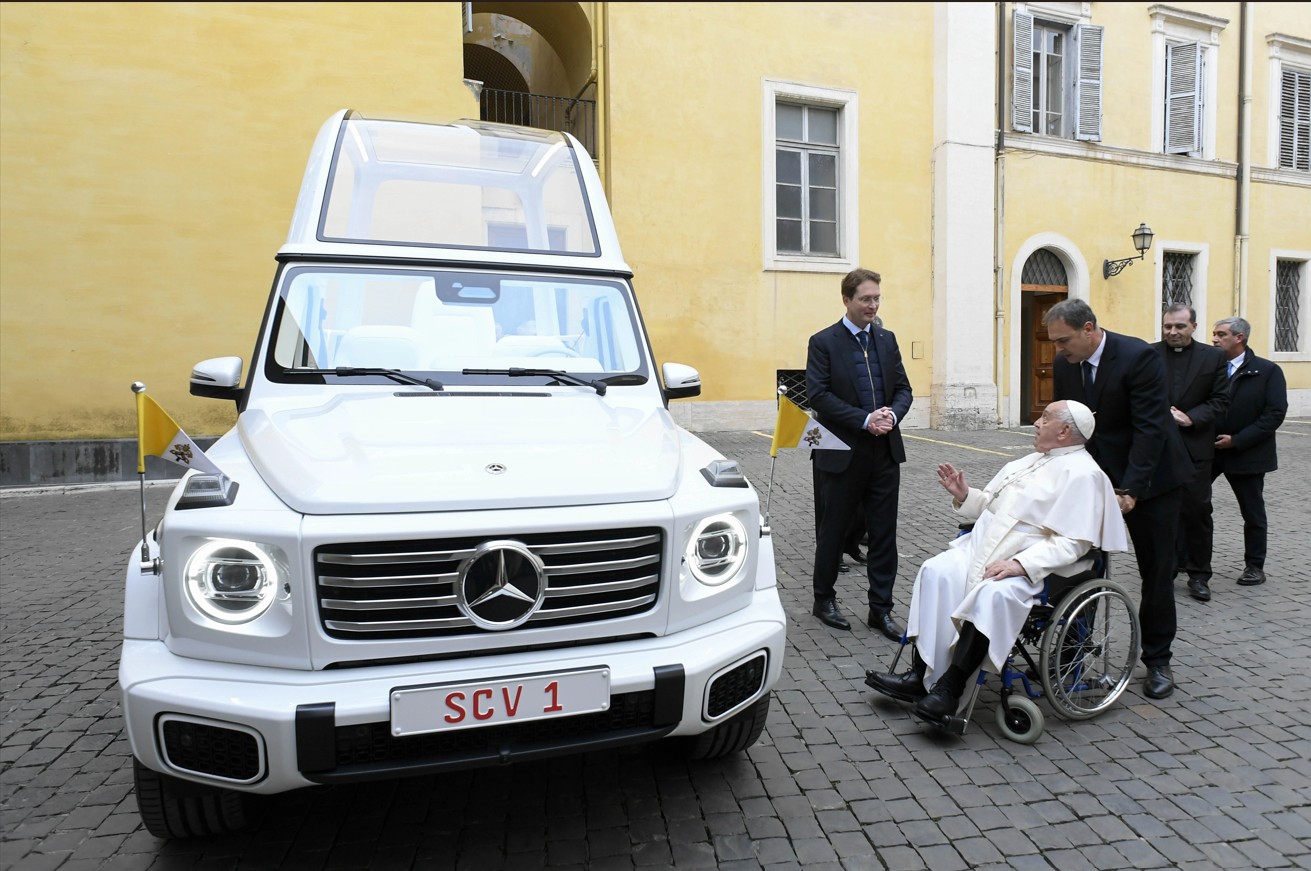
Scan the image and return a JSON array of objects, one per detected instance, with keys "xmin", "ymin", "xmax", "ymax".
[
  {"xmin": 682, "ymin": 694, "xmax": 771, "ymax": 760},
  {"xmin": 994, "ymin": 696, "xmax": 1044, "ymax": 744},
  {"xmin": 133, "ymin": 758, "xmax": 249, "ymax": 839}
]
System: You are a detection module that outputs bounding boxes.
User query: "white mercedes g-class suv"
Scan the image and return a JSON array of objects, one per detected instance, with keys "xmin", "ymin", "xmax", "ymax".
[{"xmin": 119, "ymin": 110, "xmax": 787, "ymax": 839}]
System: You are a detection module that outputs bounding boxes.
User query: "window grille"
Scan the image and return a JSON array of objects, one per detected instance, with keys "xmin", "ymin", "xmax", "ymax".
[
  {"xmin": 1021, "ymin": 249, "xmax": 1068, "ymax": 286},
  {"xmin": 1162, "ymin": 252, "xmax": 1194, "ymax": 310},
  {"xmin": 1276, "ymin": 260, "xmax": 1303, "ymax": 352},
  {"xmin": 776, "ymin": 370, "xmax": 809, "ymax": 410}
]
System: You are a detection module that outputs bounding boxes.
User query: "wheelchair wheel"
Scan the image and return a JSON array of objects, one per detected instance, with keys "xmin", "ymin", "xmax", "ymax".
[
  {"xmin": 1039, "ymin": 578, "xmax": 1140, "ymax": 720},
  {"xmin": 994, "ymin": 696, "xmax": 1044, "ymax": 744}
]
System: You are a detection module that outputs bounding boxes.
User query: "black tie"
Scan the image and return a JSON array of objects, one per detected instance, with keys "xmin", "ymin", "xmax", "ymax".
[
  {"xmin": 857, "ymin": 331, "xmax": 869, "ymax": 352},
  {"xmin": 1082, "ymin": 360, "xmax": 1095, "ymax": 387}
]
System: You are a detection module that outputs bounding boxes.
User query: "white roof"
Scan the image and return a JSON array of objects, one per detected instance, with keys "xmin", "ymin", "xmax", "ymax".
[{"xmin": 281, "ymin": 110, "xmax": 629, "ymax": 274}]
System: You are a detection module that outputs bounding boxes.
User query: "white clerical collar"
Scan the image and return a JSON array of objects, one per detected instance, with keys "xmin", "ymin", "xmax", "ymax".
[{"xmin": 1047, "ymin": 444, "xmax": 1086, "ymax": 457}]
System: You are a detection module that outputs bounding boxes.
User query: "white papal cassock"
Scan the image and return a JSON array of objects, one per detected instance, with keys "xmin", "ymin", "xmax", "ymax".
[{"xmin": 905, "ymin": 444, "xmax": 1129, "ymax": 690}]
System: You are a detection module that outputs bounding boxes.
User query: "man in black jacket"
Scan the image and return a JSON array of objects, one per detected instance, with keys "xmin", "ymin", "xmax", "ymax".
[
  {"xmin": 1154, "ymin": 304, "xmax": 1229, "ymax": 602},
  {"xmin": 1211, "ymin": 317, "xmax": 1288, "ymax": 587},
  {"xmin": 806, "ymin": 269, "xmax": 913, "ymax": 639},
  {"xmin": 1046, "ymin": 299, "xmax": 1193, "ymax": 700}
]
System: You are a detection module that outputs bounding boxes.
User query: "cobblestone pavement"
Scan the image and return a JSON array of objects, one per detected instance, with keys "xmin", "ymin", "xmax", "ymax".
[{"xmin": 3, "ymin": 420, "xmax": 1309, "ymax": 870}]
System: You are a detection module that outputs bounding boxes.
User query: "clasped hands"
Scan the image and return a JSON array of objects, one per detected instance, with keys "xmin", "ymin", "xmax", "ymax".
[{"xmin": 866, "ymin": 406, "xmax": 895, "ymax": 436}]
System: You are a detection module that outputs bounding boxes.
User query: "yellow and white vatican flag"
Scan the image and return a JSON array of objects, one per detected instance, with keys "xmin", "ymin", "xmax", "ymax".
[
  {"xmin": 769, "ymin": 394, "xmax": 849, "ymax": 457},
  {"xmin": 134, "ymin": 385, "xmax": 225, "ymax": 478}
]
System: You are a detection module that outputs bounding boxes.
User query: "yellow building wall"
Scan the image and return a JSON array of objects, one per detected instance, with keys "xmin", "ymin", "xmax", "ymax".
[
  {"xmin": 602, "ymin": 2, "xmax": 935, "ymax": 405},
  {"xmin": 0, "ymin": 2, "xmax": 473, "ymax": 439},
  {"xmin": 1002, "ymin": 1, "xmax": 1311, "ymax": 399}
]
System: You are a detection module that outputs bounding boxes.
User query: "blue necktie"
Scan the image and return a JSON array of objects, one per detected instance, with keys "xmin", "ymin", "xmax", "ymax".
[
  {"xmin": 1082, "ymin": 360, "xmax": 1095, "ymax": 387},
  {"xmin": 857, "ymin": 331, "xmax": 869, "ymax": 352}
]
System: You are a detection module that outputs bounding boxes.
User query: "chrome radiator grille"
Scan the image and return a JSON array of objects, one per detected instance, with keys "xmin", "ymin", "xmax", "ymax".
[{"xmin": 314, "ymin": 528, "xmax": 663, "ymax": 639}]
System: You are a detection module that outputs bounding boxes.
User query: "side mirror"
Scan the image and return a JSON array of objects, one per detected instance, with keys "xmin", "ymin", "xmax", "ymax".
[
  {"xmin": 661, "ymin": 362, "xmax": 701, "ymax": 400},
  {"xmin": 190, "ymin": 356, "xmax": 243, "ymax": 401}
]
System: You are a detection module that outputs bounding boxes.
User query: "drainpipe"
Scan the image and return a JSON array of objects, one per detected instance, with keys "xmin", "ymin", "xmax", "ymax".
[
  {"xmin": 994, "ymin": 1, "xmax": 1007, "ymax": 426},
  {"xmin": 594, "ymin": 1, "xmax": 609, "ymax": 190},
  {"xmin": 1234, "ymin": 2, "xmax": 1251, "ymax": 317}
]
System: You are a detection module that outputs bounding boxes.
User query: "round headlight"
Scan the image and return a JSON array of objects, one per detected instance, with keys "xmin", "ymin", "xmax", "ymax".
[
  {"xmin": 685, "ymin": 514, "xmax": 748, "ymax": 586},
  {"xmin": 184, "ymin": 539, "xmax": 278, "ymax": 624}
]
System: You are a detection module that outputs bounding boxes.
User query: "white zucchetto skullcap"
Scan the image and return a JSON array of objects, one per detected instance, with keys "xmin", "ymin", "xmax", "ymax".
[{"xmin": 1066, "ymin": 400, "xmax": 1095, "ymax": 438}]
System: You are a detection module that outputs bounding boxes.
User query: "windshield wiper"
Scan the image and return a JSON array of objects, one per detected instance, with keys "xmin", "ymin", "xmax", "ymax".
[
  {"xmin": 463, "ymin": 367, "xmax": 607, "ymax": 395},
  {"xmin": 299, "ymin": 367, "xmax": 444, "ymax": 391}
]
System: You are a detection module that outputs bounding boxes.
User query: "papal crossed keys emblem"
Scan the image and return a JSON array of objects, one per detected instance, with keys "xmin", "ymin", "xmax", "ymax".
[
  {"xmin": 803, "ymin": 426, "xmax": 822, "ymax": 447},
  {"xmin": 169, "ymin": 443, "xmax": 194, "ymax": 465}
]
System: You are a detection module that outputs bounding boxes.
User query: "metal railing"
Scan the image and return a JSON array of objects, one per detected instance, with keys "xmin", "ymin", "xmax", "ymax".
[{"xmin": 480, "ymin": 87, "xmax": 596, "ymax": 157}]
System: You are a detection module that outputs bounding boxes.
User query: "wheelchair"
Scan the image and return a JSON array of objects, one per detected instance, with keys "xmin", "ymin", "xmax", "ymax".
[{"xmin": 883, "ymin": 546, "xmax": 1141, "ymax": 744}]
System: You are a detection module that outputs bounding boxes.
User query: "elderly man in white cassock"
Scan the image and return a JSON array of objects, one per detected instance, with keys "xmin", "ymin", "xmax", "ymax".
[{"xmin": 864, "ymin": 399, "xmax": 1128, "ymax": 723}]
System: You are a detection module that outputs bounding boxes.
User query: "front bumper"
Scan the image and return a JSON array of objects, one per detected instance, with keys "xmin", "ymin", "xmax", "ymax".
[{"xmin": 120, "ymin": 588, "xmax": 785, "ymax": 794}]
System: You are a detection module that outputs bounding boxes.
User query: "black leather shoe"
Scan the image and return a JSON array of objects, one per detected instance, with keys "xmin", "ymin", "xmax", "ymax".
[
  {"xmin": 1238, "ymin": 567, "xmax": 1266, "ymax": 586},
  {"xmin": 837, "ymin": 563, "xmax": 850, "ymax": 573},
  {"xmin": 813, "ymin": 599, "xmax": 851, "ymax": 631},
  {"xmin": 913, "ymin": 683, "xmax": 960, "ymax": 720},
  {"xmin": 864, "ymin": 668, "xmax": 927, "ymax": 702},
  {"xmin": 1187, "ymin": 576, "xmax": 1211, "ymax": 602},
  {"xmin": 1144, "ymin": 665, "xmax": 1174, "ymax": 699},
  {"xmin": 867, "ymin": 609, "xmax": 904, "ymax": 642},
  {"xmin": 845, "ymin": 546, "xmax": 867, "ymax": 565}
]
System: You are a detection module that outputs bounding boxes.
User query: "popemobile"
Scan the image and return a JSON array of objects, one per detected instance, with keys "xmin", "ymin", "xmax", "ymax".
[{"xmin": 119, "ymin": 110, "xmax": 787, "ymax": 838}]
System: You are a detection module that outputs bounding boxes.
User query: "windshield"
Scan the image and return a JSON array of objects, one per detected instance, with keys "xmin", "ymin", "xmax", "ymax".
[{"xmin": 267, "ymin": 267, "xmax": 647, "ymax": 385}]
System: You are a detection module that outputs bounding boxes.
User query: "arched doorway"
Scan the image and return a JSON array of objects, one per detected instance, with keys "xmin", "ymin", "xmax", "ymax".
[
  {"xmin": 1019, "ymin": 248, "xmax": 1068, "ymax": 423},
  {"xmin": 463, "ymin": 4, "xmax": 597, "ymax": 155}
]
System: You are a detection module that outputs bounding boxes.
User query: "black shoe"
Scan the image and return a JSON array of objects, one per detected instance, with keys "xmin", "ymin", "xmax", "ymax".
[
  {"xmin": 1187, "ymin": 576, "xmax": 1211, "ymax": 602},
  {"xmin": 837, "ymin": 563, "xmax": 850, "ymax": 573},
  {"xmin": 1238, "ymin": 567, "xmax": 1266, "ymax": 586},
  {"xmin": 867, "ymin": 609, "xmax": 904, "ymax": 642},
  {"xmin": 913, "ymin": 683, "xmax": 960, "ymax": 721},
  {"xmin": 864, "ymin": 668, "xmax": 927, "ymax": 702},
  {"xmin": 813, "ymin": 599, "xmax": 851, "ymax": 631},
  {"xmin": 845, "ymin": 546, "xmax": 867, "ymax": 565},
  {"xmin": 1144, "ymin": 665, "xmax": 1174, "ymax": 699}
]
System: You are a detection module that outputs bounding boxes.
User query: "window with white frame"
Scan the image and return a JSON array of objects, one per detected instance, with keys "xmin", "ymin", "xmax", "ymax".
[
  {"xmin": 1279, "ymin": 66, "xmax": 1310, "ymax": 171},
  {"xmin": 762, "ymin": 80, "xmax": 858, "ymax": 273},
  {"xmin": 1268, "ymin": 34, "xmax": 1311, "ymax": 173},
  {"xmin": 1150, "ymin": 6, "xmax": 1227, "ymax": 159},
  {"xmin": 1012, "ymin": 8, "xmax": 1102, "ymax": 141},
  {"xmin": 1155, "ymin": 242, "xmax": 1208, "ymax": 333},
  {"xmin": 1275, "ymin": 257, "xmax": 1308, "ymax": 354}
]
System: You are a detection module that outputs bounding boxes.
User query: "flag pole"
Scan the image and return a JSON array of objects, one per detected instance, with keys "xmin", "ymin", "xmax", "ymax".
[
  {"xmin": 131, "ymin": 381, "xmax": 155, "ymax": 573},
  {"xmin": 762, "ymin": 386, "xmax": 786, "ymax": 527}
]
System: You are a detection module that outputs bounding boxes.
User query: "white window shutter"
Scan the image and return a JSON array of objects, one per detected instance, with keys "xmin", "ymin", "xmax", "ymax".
[
  {"xmin": 1282, "ymin": 67, "xmax": 1311, "ymax": 171},
  {"xmin": 1012, "ymin": 10, "xmax": 1034, "ymax": 133},
  {"xmin": 1073, "ymin": 24, "xmax": 1103, "ymax": 142},
  {"xmin": 1165, "ymin": 42, "xmax": 1201, "ymax": 154}
]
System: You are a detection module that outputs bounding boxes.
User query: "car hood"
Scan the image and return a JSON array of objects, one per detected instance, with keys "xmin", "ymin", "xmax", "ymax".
[{"xmin": 237, "ymin": 390, "xmax": 683, "ymax": 514}]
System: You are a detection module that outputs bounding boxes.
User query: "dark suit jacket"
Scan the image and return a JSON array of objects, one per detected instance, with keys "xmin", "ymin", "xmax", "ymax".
[
  {"xmin": 805, "ymin": 321, "xmax": 913, "ymax": 473},
  {"xmin": 1053, "ymin": 330, "xmax": 1192, "ymax": 500},
  {"xmin": 1151, "ymin": 339, "xmax": 1229, "ymax": 462},
  {"xmin": 1214, "ymin": 351, "xmax": 1287, "ymax": 475}
]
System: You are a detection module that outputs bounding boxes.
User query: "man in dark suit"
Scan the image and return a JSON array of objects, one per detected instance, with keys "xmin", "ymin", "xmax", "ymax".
[
  {"xmin": 1046, "ymin": 299, "xmax": 1192, "ymax": 700},
  {"xmin": 806, "ymin": 268, "xmax": 913, "ymax": 640},
  {"xmin": 1210, "ymin": 316, "xmax": 1288, "ymax": 587},
  {"xmin": 1153, "ymin": 304, "xmax": 1229, "ymax": 602}
]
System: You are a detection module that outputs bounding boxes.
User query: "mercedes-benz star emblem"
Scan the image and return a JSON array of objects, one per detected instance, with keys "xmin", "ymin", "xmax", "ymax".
[
  {"xmin": 486, "ymin": 463, "xmax": 506, "ymax": 475},
  {"xmin": 456, "ymin": 541, "xmax": 546, "ymax": 630}
]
